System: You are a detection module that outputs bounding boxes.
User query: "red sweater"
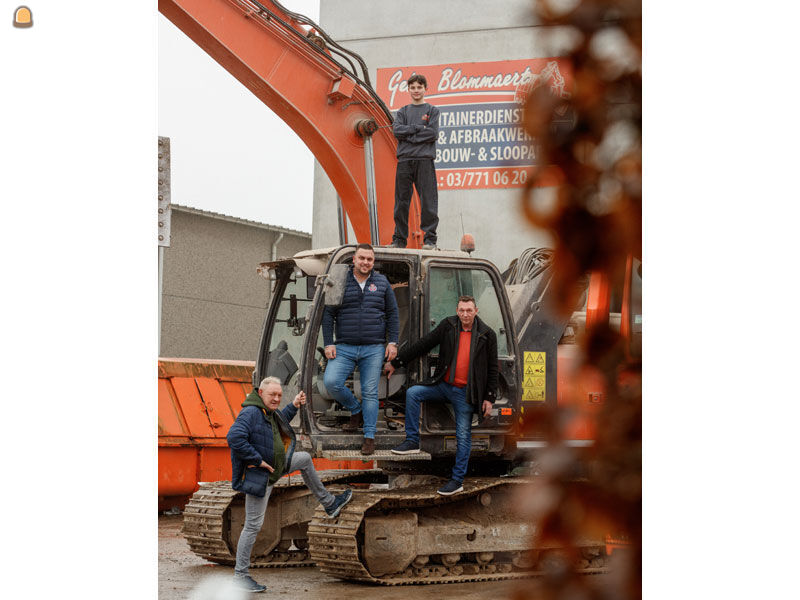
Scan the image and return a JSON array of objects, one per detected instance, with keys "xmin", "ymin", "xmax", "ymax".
[{"xmin": 444, "ymin": 330, "xmax": 472, "ymax": 387}]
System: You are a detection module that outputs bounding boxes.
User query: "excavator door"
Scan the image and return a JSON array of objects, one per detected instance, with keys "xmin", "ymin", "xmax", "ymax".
[{"xmin": 420, "ymin": 257, "xmax": 521, "ymax": 455}]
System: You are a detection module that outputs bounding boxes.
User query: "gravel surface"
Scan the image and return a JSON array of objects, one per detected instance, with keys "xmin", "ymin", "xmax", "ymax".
[{"xmin": 158, "ymin": 513, "xmax": 535, "ymax": 599}]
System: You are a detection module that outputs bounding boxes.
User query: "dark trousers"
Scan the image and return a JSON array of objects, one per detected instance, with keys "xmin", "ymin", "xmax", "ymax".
[{"xmin": 393, "ymin": 159, "xmax": 438, "ymax": 246}]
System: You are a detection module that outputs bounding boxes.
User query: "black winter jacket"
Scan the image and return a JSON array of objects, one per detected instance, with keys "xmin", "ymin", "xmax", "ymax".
[
  {"xmin": 227, "ymin": 400, "xmax": 298, "ymax": 497},
  {"xmin": 391, "ymin": 315, "xmax": 498, "ymax": 411},
  {"xmin": 321, "ymin": 267, "xmax": 400, "ymax": 347}
]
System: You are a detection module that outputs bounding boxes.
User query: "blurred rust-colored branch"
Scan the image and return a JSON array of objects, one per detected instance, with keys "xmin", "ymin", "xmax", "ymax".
[{"xmin": 515, "ymin": 1, "xmax": 641, "ymax": 599}]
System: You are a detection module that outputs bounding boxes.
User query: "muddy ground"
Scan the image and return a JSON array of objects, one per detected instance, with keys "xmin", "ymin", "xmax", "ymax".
[{"xmin": 159, "ymin": 513, "xmax": 614, "ymax": 600}]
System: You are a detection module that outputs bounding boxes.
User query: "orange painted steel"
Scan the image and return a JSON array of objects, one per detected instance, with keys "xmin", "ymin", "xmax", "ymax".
[
  {"xmin": 158, "ymin": 358, "xmax": 373, "ymax": 506},
  {"xmin": 585, "ymin": 272, "xmax": 611, "ymax": 332},
  {"xmin": 159, "ymin": 0, "xmax": 423, "ymax": 246}
]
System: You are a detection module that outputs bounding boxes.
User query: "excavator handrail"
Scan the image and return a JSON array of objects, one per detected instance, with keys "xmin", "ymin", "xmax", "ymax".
[
  {"xmin": 270, "ymin": 2, "xmax": 368, "ymax": 83},
  {"xmin": 240, "ymin": 0, "xmax": 394, "ymax": 122}
]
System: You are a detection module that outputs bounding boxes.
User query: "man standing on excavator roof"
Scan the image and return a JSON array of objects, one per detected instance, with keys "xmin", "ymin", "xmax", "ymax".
[
  {"xmin": 389, "ymin": 74, "xmax": 440, "ymax": 250},
  {"xmin": 322, "ymin": 243, "xmax": 400, "ymax": 455}
]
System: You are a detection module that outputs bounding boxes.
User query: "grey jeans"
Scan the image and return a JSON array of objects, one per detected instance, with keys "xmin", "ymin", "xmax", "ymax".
[{"xmin": 234, "ymin": 451, "xmax": 336, "ymax": 576}]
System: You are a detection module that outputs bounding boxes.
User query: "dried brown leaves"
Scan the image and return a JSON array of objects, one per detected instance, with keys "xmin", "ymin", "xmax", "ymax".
[{"xmin": 515, "ymin": 1, "xmax": 642, "ymax": 599}]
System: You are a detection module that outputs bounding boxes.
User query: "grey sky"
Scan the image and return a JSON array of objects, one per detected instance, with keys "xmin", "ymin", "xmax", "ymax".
[{"xmin": 158, "ymin": 1, "xmax": 321, "ymax": 233}]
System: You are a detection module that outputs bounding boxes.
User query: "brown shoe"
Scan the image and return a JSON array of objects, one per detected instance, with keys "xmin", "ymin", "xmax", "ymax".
[
  {"xmin": 343, "ymin": 412, "xmax": 363, "ymax": 432},
  {"xmin": 360, "ymin": 437, "xmax": 375, "ymax": 455}
]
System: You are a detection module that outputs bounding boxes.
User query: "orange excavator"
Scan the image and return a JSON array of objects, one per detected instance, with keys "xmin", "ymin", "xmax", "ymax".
[
  {"xmin": 157, "ymin": 0, "xmax": 412, "ymax": 512},
  {"xmin": 157, "ymin": 0, "xmax": 641, "ymax": 584}
]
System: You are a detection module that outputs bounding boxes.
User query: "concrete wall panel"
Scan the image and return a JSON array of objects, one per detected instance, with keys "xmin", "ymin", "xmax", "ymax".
[
  {"xmin": 160, "ymin": 295, "xmax": 267, "ymax": 361},
  {"xmin": 161, "ymin": 207, "xmax": 311, "ymax": 360},
  {"xmin": 320, "ymin": 0, "xmax": 541, "ymax": 41}
]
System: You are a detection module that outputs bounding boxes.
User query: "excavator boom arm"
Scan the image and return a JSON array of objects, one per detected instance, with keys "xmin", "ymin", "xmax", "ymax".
[{"xmin": 160, "ymin": 0, "xmax": 412, "ymax": 243}]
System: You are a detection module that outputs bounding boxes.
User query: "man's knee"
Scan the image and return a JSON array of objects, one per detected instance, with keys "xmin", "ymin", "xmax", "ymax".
[
  {"xmin": 359, "ymin": 373, "xmax": 381, "ymax": 399},
  {"xmin": 323, "ymin": 367, "xmax": 346, "ymax": 392},
  {"xmin": 406, "ymin": 386, "xmax": 425, "ymax": 403},
  {"xmin": 292, "ymin": 450, "xmax": 313, "ymax": 471},
  {"xmin": 243, "ymin": 514, "xmax": 266, "ymax": 533}
]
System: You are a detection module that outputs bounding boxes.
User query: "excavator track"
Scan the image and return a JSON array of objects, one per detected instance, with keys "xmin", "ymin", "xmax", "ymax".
[
  {"xmin": 182, "ymin": 470, "xmax": 378, "ymax": 568},
  {"xmin": 308, "ymin": 477, "xmax": 610, "ymax": 585}
]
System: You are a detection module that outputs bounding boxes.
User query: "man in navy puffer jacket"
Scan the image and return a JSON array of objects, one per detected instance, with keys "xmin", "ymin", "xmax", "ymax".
[
  {"xmin": 322, "ymin": 243, "xmax": 400, "ymax": 455},
  {"xmin": 227, "ymin": 376, "xmax": 352, "ymax": 593}
]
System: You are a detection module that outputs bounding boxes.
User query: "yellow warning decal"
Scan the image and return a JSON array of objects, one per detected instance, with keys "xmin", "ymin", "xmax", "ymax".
[{"xmin": 522, "ymin": 351, "xmax": 546, "ymax": 402}]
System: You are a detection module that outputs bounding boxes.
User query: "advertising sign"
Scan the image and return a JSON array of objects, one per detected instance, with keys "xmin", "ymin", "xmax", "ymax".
[{"xmin": 376, "ymin": 59, "xmax": 572, "ymax": 190}]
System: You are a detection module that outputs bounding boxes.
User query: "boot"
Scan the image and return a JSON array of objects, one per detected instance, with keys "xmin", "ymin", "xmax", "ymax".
[
  {"xmin": 343, "ymin": 411, "xmax": 363, "ymax": 432},
  {"xmin": 361, "ymin": 437, "xmax": 375, "ymax": 455}
]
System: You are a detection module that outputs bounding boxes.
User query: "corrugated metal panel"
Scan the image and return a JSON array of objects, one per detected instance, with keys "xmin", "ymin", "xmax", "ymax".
[
  {"xmin": 169, "ymin": 377, "xmax": 216, "ymax": 438},
  {"xmin": 195, "ymin": 377, "xmax": 236, "ymax": 433},
  {"xmin": 158, "ymin": 378, "xmax": 186, "ymax": 436},
  {"xmin": 221, "ymin": 380, "xmax": 250, "ymax": 417}
]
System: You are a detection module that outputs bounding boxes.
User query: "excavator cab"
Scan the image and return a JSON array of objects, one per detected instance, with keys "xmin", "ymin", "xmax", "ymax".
[
  {"xmin": 255, "ymin": 245, "xmax": 521, "ymax": 469},
  {"xmin": 183, "ymin": 243, "xmax": 631, "ymax": 577}
]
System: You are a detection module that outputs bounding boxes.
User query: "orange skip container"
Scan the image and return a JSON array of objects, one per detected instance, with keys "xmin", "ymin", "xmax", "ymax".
[{"xmin": 158, "ymin": 358, "xmax": 372, "ymax": 509}]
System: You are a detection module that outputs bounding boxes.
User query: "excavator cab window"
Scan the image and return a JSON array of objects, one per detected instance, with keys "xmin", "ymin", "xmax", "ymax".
[
  {"xmin": 261, "ymin": 268, "xmax": 314, "ymax": 394},
  {"xmin": 427, "ymin": 266, "xmax": 510, "ymax": 356}
]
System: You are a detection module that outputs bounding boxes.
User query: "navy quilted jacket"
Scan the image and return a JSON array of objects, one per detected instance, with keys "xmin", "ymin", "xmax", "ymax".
[
  {"xmin": 322, "ymin": 267, "xmax": 400, "ymax": 346},
  {"xmin": 227, "ymin": 398, "xmax": 298, "ymax": 496}
]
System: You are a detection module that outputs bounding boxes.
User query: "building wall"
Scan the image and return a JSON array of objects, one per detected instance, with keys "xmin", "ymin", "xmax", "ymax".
[
  {"xmin": 160, "ymin": 206, "xmax": 311, "ymax": 360},
  {"xmin": 313, "ymin": 0, "xmax": 562, "ymax": 271}
]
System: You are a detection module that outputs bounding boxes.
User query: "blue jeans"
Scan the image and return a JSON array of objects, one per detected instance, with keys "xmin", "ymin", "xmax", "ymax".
[
  {"xmin": 234, "ymin": 451, "xmax": 335, "ymax": 576},
  {"xmin": 323, "ymin": 343, "xmax": 384, "ymax": 439},
  {"xmin": 404, "ymin": 381, "xmax": 472, "ymax": 482}
]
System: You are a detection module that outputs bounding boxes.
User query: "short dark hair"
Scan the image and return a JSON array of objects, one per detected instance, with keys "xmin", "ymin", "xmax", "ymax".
[
  {"xmin": 407, "ymin": 74, "xmax": 427, "ymax": 88},
  {"xmin": 355, "ymin": 243, "xmax": 374, "ymax": 253},
  {"xmin": 457, "ymin": 295, "xmax": 476, "ymax": 307}
]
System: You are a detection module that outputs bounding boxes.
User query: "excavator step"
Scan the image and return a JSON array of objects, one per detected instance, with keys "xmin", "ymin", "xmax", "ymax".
[{"xmin": 321, "ymin": 449, "xmax": 432, "ymax": 461}]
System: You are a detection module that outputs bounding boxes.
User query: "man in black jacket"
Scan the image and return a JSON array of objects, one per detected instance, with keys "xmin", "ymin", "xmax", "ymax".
[
  {"xmin": 227, "ymin": 376, "xmax": 353, "ymax": 593},
  {"xmin": 384, "ymin": 296, "xmax": 497, "ymax": 495}
]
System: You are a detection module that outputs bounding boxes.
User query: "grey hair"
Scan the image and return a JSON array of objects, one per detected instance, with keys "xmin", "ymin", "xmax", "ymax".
[{"xmin": 258, "ymin": 376, "xmax": 282, "ymax": 391}]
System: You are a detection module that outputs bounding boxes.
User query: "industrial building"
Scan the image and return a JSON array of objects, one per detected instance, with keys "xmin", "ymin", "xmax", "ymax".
[
  {"xmin": 313, "ymin": 0, "xmax": 565, "ymax": 269},
  {"xmin": 158, "ymin": 204, "xmax": 310, "ymax": 360}
]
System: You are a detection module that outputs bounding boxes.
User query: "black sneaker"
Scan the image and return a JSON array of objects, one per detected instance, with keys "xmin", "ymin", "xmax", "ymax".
[
  {"xmin": 437, "ymin": 479, "xmax": 464, "ymax": 496},
  {"xmin": 233, "ymin": 575, "xmax": 266, "ymax": 593},
  {"xmin": 324, "ymin": 488, "xmax": 353, "ymax": 518},
  {"xmin": 391, "ymin": 439, "xmax": 421, "ymax": 454}
]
